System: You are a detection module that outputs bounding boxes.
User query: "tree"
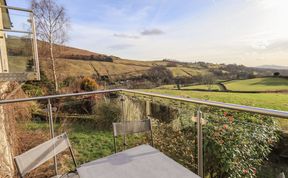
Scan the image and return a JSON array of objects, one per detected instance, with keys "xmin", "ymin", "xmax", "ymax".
[
  {"xmin": 145, "ymin": 66, "xmax": 174, "ymax": 84},
  {"xmin": 201, "ymin": 74, "xmax": 216, "ymax": 91},
  {"xmin": 273, "ymin": 72, "xmax": 280, "ymax": 77},
  {"xmin": 32, "ymin": 0, "xmax": 69, "ymax": 92}
]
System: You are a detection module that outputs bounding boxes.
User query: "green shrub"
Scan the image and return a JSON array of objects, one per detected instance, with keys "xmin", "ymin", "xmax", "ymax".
[
  {"xmin": 92, "ymin": 99, "xmax": 121, "ymax": 129},
  {"xmin": 61, "ymin": 76, "xmax": 76, "ymax": 88},
  {"xmin": 137, "ymin": 97, "xmax": 279, "ymax": 178},
  {"xmin": 203, "ymin": 111, "xmax": 278, "ymax": 178},
  {"xmin": 22, "ymin": 84, "xmax": 43, "ymax": 96},
  {"xmin": 22, "ymin": 71, "xmax": 55, "ymax": 96}
]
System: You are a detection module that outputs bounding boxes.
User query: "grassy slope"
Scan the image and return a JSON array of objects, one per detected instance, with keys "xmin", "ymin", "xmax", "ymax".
[
  {"xmin": 39, "ymin": 46, "xmax": 218, "ymax": 81},
  {"xmin": 168, "ymin": 67, "xmax": 211, "ymax": 77},
  {"xmin": 224, "ymin": 77, "xmax": 288, "ymax": 91}
]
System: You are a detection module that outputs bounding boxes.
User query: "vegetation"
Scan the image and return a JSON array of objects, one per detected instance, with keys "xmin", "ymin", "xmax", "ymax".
[
  {"xmin": 203, "ymin": 111, "xmax": 278, "ymax": 178},
  {"xmin": 122, "ymin": 95, "xmax": 279, "ymax": 178},
  {"xmin": 145, "ymin": 89, "xmax": 288, "ymax": 111},
  {"xmin": 144, "ymin": 66, "xmax": 174, "ymax": 85},
  {"xmin": 32, "ymin": 0, "xmax": 70, "ymax": 92},
  {"xmin": 80, "ymin": 77, "xmax": 99, "ymax": 91},
  {"xmin": 223, "ymin": 77, "xmax": 288, "ymax": 91},
  {"xmin": 182, "ymin": 84, "xmax": 221, "ymax": 90},
  {"xmin": 157, "ymin": 84, "xmax": 221, "ymax": 90},
  {"xmin": 144, "ymin": 89, "xmax": 288, "ymax": 130}
]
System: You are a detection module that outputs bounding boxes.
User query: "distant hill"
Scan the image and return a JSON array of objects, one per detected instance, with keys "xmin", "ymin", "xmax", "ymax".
[
  {"xmin": 39, "ymin": 45, "xmax": 282, "ymax": 82},
  {"xmin": 6, "ymin": 36, "xmax": 280, "ymax": 82},
  {"xmin": 256, "ymin": 65, "xmax": 288, "ymax": 70}
]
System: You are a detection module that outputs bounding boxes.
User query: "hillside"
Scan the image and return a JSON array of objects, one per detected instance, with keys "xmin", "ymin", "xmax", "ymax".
[
  {"xmin": 6, "ymin": 37, "xmax": 286, "ymax": 82},
  {"xmin": 39, "ymin": 45, "xmax": 275, "ymax": 82},
  {"xmin": 39, "ymin": 46, "xmax": 213, "ymax": 81}
]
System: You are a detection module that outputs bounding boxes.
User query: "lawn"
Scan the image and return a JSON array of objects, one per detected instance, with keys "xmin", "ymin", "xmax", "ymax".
[
  {"xmin": 143, "ymin": 89, "xmax": 288, "ymax": 130},
  {"xmin": 144, "ymin": 89, "xmax": 288, "ymax": 111},
  {"xmin": 21, "ymin": 121, "xmax": 145, "ymax": 165},
  {"xmin": 223, "ymin": 77, "xmax": 288, "ymax": 91}
]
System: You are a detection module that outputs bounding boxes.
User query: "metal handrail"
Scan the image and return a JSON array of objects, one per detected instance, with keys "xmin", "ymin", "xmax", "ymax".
[
  {"xmin": 121, "ymin": 89, "xmax": 288, "ymax": 119},
  {"xmin": 1, "ymin": 88, "xmax": 287, "ymax": 178},
  {"xmin": 0, "ymin": 89, "xmax": 121, "ymax": 104},
  {"xmin": 0, "ymin": 88, "xmax": 287, "ymax": 119}
]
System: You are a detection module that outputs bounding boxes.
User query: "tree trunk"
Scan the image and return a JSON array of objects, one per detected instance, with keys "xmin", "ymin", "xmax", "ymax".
[{"xmin": 50, "ymin": 41, "xmax": 58, "ymax": 92}]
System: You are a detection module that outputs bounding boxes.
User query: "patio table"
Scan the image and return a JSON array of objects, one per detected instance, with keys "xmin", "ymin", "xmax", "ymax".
[{"xmin": 77, "ymin": 144, "xmax": 200, "ymax": 178}]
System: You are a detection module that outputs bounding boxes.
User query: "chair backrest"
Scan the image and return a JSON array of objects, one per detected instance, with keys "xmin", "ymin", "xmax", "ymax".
[
  {"xmin": 113, "ymin": 119, "xmax": 152, "ymax": 137},
  {"xmin": 14, "ymin": 133, "xmax": 72, "ymax": 177}
]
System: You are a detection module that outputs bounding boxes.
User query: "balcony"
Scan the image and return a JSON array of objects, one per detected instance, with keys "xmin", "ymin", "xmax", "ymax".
[{"xmin": 0, "ymin": 89, "xmax": 287, "ymax": 178}]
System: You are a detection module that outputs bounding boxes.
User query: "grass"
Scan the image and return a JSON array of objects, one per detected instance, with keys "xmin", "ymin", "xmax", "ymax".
[
  {"xmin": 145, "ymin": 89, "xmax": 288, "ymax": 111},
  {"xmin": 157, "ymin": 84, "xmax": 221, "ymax": 90},
  {"xmin": 181, "ymin": 84, "xmax": 221, "ymax": 90},
  {"xmin": 224, "ymin": 77, "xmax": 288, "ymax": 91},
  {"xmin": 168, "ymin": 67, "xmax": 210, "ymax": 77},
  {"xmin": 22, "ymin": 121, "xmax": 145, "ymax": 165},
  {"xmin": 8, "ymin": 56, "xmax": 31, "ymax": 72},
  {"xmin": 143, "ymin": 89, "xmax": 288, "ymax": 130}
]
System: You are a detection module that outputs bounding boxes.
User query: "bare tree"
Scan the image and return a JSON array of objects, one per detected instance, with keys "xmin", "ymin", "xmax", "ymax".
[
  {"xmin": 32, "ymin": 0, "xmax": 69, "ymax": 92},
  {"xmin": 201, "ymin": 74, "xmax": 216, "ymax": 91}
]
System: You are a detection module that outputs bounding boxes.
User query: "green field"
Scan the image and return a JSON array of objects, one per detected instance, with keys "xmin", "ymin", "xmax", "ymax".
[
  {"xmin": 145, "ymin": 89, "xmax": 288, "ymax": 111},
  {"xmin": 224, "ymin": 77, "xmax": 288, "ymax": 91},
  {"xmin": 144, "ymin": 89, "xmax": 288, "ymax": 129}
]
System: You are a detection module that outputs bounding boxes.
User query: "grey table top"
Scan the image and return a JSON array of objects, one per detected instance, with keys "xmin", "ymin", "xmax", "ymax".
[{"xmin": 77, "ymin": 144, "xmax": 200, "ymax": 178}]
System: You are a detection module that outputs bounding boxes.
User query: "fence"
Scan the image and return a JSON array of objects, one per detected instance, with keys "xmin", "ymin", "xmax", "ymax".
[{"xmin": 0, "ymin": 89, "xmax": 287, "ymax": 177}]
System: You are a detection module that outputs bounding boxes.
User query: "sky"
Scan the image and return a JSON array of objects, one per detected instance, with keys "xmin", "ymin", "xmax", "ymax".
[{"xmin": 7, "ymin": 0, "xmax": 288, "ymax": 67}]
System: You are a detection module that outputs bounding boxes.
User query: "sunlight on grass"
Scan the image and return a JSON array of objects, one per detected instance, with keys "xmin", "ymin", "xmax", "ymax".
[{"xmin": 224, "ymin": 77, "xmax": 288, "ymax": 91}]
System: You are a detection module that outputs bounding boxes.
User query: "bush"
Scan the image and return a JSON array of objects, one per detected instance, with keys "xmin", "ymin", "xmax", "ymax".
[
  {"xmin": 130, "ymin": 95, "xmax": 279, "ymax": 178},
  {"xmin": 273, "ymin": 72, "xmax": 280, "ymax": 77},
  {"xmin": 61, "ymin": 76, "xmax": 76, "ymax": 87},
  {"xmin": 22, "ymin": 84, "xmax": 43, "ymax": 96},
  {"xmin": 203, "ymin": 111, "xmax": 278, "ymax": 178},
  {"xmin": 22, "ymin": 71, "xmax": 55, "ymax": 96},
  {"xmin": 93, "ymin": 100, "xmax": 121, "ymax": 128},
  {"xmin": 80, "ymin": 77, "xmax": 98, "ymax": 91}
]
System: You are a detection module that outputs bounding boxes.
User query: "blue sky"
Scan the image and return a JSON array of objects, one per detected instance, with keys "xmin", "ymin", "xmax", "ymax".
[{"xmin": 7, "ymin": 0, "xmax": 288, "ymax": 66}]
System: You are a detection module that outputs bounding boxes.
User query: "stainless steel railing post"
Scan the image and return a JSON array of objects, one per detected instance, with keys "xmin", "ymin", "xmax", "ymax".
[
  {"xmin": 47, "ymin": 99, "xmax": 58, "ymax": 175},
  {"xmin": 197, "ymin": 109, "xmax": 203, "ymax": 177}
]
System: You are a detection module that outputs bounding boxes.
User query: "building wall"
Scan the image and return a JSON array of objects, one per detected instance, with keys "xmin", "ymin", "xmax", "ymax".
[
  {"xmin": 0, "ymin": 82, "xmax": 14, "ymax": 178},
  {"xmin": 0, "ymin": 82, "xmax": 32, "ymax": 178}
]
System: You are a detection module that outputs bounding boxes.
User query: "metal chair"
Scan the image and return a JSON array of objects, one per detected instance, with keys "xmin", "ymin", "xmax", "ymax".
[
  {"xmin": 112, "ymin": 119, "xmax": 154, "ymax": 153},
  {"xmin": 14, "ymin": 133, "xmax": 78, "ymax": 178}
]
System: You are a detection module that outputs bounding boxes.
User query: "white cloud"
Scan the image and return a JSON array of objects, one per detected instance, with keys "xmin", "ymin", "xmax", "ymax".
[{"xmin": 66, "ymin": 0, "xmax": 288, "ymax": 66}]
